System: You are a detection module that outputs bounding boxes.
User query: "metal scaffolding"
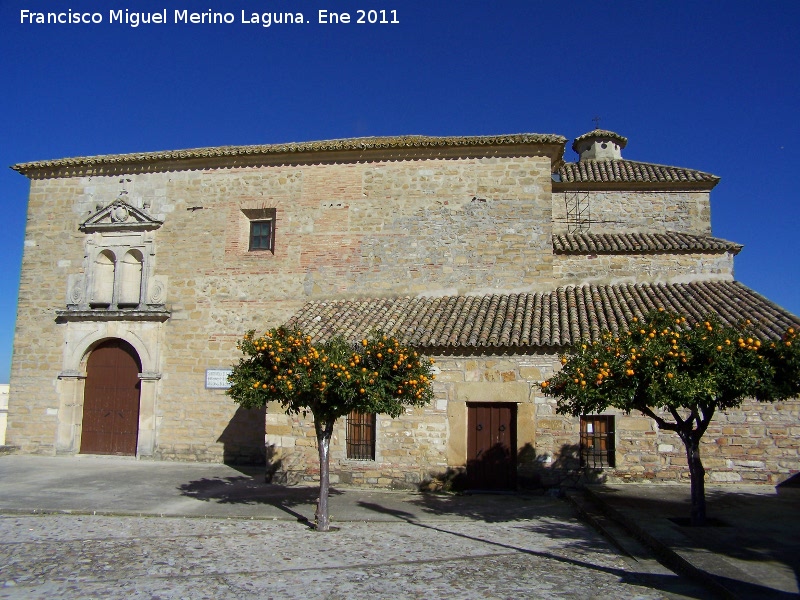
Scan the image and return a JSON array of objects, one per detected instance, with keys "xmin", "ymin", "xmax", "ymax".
[{"xmin": 565, "ymin": 191, "xmax": 591, "ymax": 233}]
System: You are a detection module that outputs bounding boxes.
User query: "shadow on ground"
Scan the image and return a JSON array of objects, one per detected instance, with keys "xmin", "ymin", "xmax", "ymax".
[
  {"xmin": 354, "ymin": 498, "xmax": 710, "ymax": 599},
  {"xmin": 176, "ymin": 469, "xmax": 799, "ymax": 599},
  {"xmin": 404, "ymin": 491, "xmax": 555, "ymax": 523},
  {"xmin": 592, "ymin": 485, "xmax": 800, "ymax": 599},
  {"xmin": 178, "ymin": 475, "xmax": 340, "ymax": 523}
]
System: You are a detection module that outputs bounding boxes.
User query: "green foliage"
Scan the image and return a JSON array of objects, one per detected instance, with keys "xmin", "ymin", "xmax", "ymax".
[
  {"xmin": 541, "ymin": 310, "xmax": 798, "ymax": 421},
  {"xmin": 760, "ymin": 326, "xmax": 800, "ymax": 401},
  {"xmin": 227, "ymin": 327, "xmax": 436, "ymax": 424},
  {"xmin": 541, "ymin": 309, "xmax": 799, "ymax": 525},
  {"xmin": 227, "ymin": 327, "xmax": 436, "ymax": 531}
]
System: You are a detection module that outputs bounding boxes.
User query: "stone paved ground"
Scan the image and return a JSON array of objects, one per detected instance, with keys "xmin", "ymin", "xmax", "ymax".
[{"xmin": 0, "ymin": 513, "xmax": 694, "ymax": 600}]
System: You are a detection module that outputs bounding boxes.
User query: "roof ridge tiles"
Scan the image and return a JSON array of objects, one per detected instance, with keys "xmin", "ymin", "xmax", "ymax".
[
  {"xmin": 500, "ymin": 294, "xmax": 519, "ymax": 346},
  {"xmin": 517, "ymin": 294, "xmax": 534, "ymax": 346},
  {"xmin": 478, "ymin": 295, "xmax": 500, "ymax": 346},
  {"xmin": 529, "ymin": 293, "xmax": 542, "ymax": 346},
  {"xmin": 440, "ymin": 296, "xmax": 465, "ymax": 347}
]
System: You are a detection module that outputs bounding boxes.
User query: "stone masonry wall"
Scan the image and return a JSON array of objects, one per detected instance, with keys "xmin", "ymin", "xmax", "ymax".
[
  {"xmin": 265, "ymin": 353, "xmax": 542, "ymax": 489},
  {"xmin": 8, "ymin": 178, "xmax": 86, "ymax": 453},
  {"xmin": 9, "ymin": 155, "xmax": 554, "ymax": 461},
  {"xmin": 264, "ymin": 399, "xmax": 450, "ymax": 490},
  {"xmin": 267, "ymin": 349, "xmax": 799, "ymax": 489},
  {"xmin": 553, "ymin": 251, "xmax": 735, "ymax": 287},
  {"xmin": 552, "ymin": 190, "xmax": 711, "ymax": 235},
  {"xmin": 532, "ymin": 356, "xmax": 800, "ymax": 486},
  {"xmin": 10, "ymin": 155, "xmax": 795, "ymax": 482}
]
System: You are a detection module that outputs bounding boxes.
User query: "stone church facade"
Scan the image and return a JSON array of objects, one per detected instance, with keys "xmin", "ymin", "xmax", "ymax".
[{"xmin": 8, "ymin": 129, "xmax": 800, "ymax": 489}]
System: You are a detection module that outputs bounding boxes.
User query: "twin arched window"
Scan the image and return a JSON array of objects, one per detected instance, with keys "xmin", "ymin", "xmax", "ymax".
[{"xmin": 90, "ymin": 249, "xmax": 143, "ymax": 309}]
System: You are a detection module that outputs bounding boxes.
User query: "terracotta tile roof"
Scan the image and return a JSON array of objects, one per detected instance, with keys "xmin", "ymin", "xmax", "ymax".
[
  {"xmin": 553, "ymin": 232, "xmax": 742, "ymax": 255},
  {"xmin": 557, "ymin": 159, "xmax": 718, "ymax": 184},
  {"xmin": 12, "ymin": 133, "xmax": 567, "ymax": 175},
  {"xmin": 287, "ymin": 281, "xmax": 798, "ymax": 349}
]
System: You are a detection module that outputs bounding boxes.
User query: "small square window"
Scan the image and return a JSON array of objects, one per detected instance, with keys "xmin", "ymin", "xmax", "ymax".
[
  {"xmin": 580, "ymin": 415, "xmax": 615, "ymax": 468},
  {"xmin": 242, "ymin": 208, "xmax": 277, "ymax": 253},
  {"xmin": 347, "ymin": 411, "xmax": 376, "ymax": 460},
  {"xmin": 249, "ymin": 220, "xmax": 274, "ymax": 252}
]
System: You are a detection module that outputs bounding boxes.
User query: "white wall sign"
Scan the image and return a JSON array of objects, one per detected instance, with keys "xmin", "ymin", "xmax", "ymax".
[{"xmin": 206, "ymin": 368, "xmax": 233, "ymax": 389}]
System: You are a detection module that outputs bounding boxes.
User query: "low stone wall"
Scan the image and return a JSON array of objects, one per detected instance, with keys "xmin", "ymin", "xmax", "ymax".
[
  {"xmin": 553, "ymin": 251, "xmax": 735, "ymax": 287},
  {"xmin": 533, "ymin": 378, "xmax": 800, "ymax": 487},
  {"xmin": 552, "ymin": 190, "xmax": 711, "ymax": 235},
  {"xmin": 265, "ymin": 350, "xmax": 799, "ymax": 489},
  {"xmin": 265, "ymin": 402, "xmax": 449, "ymax": 490}
]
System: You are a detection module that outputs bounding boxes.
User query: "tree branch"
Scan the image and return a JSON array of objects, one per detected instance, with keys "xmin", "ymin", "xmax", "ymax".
[
  {"xmin": 696, "ymin": 404, "xmax": 716, "ymax": 439},
  {"xmin": 668, "ymin": 407, "xmax": 687, "ymax": 430},
  {"xmin": 640, "ymin": 406, "xmax": 678, "ymax": 431},
  {"xmin": 689, "ymin": 407, "xmax": 700, "ymax": 430}
]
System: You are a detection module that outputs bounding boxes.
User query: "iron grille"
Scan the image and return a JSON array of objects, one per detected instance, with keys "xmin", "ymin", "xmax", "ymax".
[
  {"xmin": 580, "ymin": 415, "xmax": 615, "ymax": 468},
  {"xmin": 347, "ymin": 411, "xmax": 376, "ymax": 460}
]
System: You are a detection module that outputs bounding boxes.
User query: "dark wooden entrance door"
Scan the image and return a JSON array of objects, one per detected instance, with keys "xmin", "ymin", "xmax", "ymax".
[
  {"xmin": 81, "ymin": 339, "xmax": 142, "ymax": 456},
  {"xmin": 467, "ymin": 403, "xmax": 517, "ymax": 490}
]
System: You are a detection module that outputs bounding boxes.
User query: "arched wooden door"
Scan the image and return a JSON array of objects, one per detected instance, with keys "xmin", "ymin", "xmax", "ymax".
[{"xmin": 81, "ymin": 339, "xmax": 142, "ymax": 455}]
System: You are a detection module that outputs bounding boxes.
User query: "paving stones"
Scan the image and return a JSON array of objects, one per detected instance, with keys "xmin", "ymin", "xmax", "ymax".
[{"xmin": 0, "ymin": 514, "xmax": 683, "ymax": 599}]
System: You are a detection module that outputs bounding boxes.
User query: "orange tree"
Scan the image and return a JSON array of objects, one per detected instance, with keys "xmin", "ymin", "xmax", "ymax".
[
  {"xmin": 227, "ymin": 327, "xmax": 435, "ymax": 531},
  {"xmin": 541, "ymin": 309, "xmax": 799, "ymax": 525}
]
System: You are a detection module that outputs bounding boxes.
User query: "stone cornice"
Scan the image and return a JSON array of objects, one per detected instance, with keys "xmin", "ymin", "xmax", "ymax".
[
  {"xmin": 80, "ymin": 198, "xmax": 163, "ymax": 233},
  {"xmin": 55, "ymin": 309, "xmax": 171, "ymax": 323},
  {"xmin": 12, "ymin": 134, "xmax": 568, "ymax": 179}
]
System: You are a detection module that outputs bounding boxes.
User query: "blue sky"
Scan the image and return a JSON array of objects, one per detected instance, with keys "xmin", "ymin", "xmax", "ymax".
[{"xmin": 1, "ymin": 1, "xmax": 799, "ymax": 383}]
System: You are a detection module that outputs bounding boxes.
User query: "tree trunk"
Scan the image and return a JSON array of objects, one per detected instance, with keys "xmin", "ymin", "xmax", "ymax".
[
  {"xmin": 683, "ymin": 433, "xmax": 706, "ymax": 526},
  {"xmin": 315, "ymin": 420, "xmax": 333, "ymax": 532}
]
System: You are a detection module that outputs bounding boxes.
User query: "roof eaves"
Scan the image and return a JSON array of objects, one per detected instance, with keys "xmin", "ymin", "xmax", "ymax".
[
  {"xmin": 12, "ymin": 133, "xmax": 568, "ymax": 178},
  {"xmin": 554, "ymin": 159, "xmax": 720, "ymax": 190},
  {"xmin": 552, "ymin": 232, "xmax": 743, "ymax": 255}
]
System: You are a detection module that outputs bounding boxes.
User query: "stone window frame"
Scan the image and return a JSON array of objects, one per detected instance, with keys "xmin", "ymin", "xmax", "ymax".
[
  {"xmin": 86, "ymin": 246, "xmax": 146, "ymax": 309},
  {"xmin": 243, "ymin": 208, "xmax": 277, "ymax": 253},
  {"xmin": 63, "ymin": 197, "xmax": 167, "ymax": 316},
  {"xmin": 65, "ymin": 235, "xmax": 164, "ymax": 314},
  {"xmin": 579, "ymin": 414, "xmax": 615, "ymax": 468}
]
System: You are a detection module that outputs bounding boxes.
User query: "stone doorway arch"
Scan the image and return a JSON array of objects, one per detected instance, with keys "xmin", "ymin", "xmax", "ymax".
[
  {"xmin": 80, "ymin": 339, "xmax": 142, "ymax": 455},
  {"xmin": 56, "ymin": 321, "xmax": 164, "ymax": 457}
]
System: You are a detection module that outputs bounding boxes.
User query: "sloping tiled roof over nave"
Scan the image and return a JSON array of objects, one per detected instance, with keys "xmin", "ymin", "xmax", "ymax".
[
  {"xmin": 288, "ymin": 281, "xmax": 798, "ymax": 350},
  {"xmin": 552, "ymin": 232, "xmax": 742, "ymax": 255},
  {"xmin": 12, "ymin": 133, "xmax": 567, "ymax": 176},
  {"xmin": 557, "ymin": 159, "xmax": 719, "ymax": 185}
]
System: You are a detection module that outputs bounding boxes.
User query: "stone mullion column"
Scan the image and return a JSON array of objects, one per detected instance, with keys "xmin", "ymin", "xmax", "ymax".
[{"xmin": 56, "ymin": 370, "xmax": 87, "ymax": 454}]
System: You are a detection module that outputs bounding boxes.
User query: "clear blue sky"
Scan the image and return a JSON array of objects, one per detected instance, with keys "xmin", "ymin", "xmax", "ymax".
[{"xmin": 1, "ymin": 1, "xmax": 799, "ymax": 383}]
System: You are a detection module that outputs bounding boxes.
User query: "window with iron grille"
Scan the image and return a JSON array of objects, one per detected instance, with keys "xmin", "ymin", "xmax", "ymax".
[
  {"xmin": 347, "ymin": 411, "xmax": 376, "ymax": 460},
  {"xmin": 580, "ymin": 415, "xmax": 615, "ymax": 468}
]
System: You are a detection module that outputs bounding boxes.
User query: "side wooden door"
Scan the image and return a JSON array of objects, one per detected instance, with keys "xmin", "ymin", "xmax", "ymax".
[
  {"xmin": 466, "ymin": 403, "xmax": 517, "ymax": 490},
  {"xmin": 81, "ymin": 339, "xmax": 142, "ymax": 455}
]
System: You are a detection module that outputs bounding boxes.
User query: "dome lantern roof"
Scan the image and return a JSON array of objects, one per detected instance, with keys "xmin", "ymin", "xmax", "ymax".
[{"xmin": 572, "ymin": 129, "xmax": 628, "ymax": 161}]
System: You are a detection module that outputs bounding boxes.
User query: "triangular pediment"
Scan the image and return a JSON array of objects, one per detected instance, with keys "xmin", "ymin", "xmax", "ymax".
[{"xmin": 80, "ymin": 198, "xmax": 163, "ymax": 232}]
